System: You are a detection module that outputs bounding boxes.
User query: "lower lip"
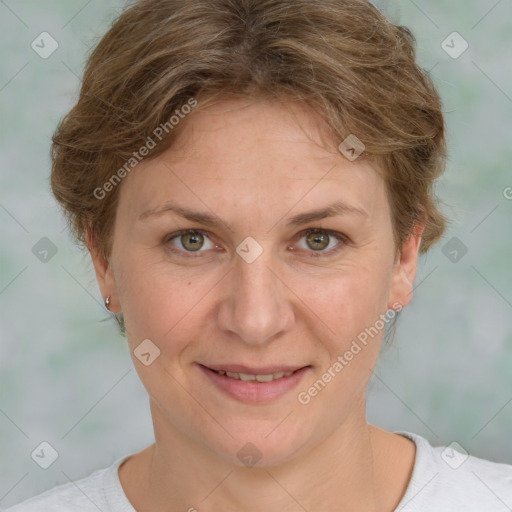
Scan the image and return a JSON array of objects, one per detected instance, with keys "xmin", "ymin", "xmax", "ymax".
[{"xmin": 198, "ymin": 364, "xmax": 310, "ymax": 404}]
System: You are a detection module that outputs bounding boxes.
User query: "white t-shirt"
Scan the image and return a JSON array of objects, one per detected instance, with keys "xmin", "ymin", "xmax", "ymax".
[{"xmin": 3, "ymin": 431, "xmax": 511, "ymax": 511}]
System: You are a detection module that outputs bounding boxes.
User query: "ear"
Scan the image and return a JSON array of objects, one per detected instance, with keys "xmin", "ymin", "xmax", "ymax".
[
  {"xmin": 85, "ymin": 228, "xmax": 121, "ymax": 313},
  {"xmin": 387, "ymin": 222, "xmax": 425, "ymax": 310}
]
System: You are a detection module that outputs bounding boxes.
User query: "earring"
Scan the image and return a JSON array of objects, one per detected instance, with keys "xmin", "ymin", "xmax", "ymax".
[{"xmin": 105, "ymin": 295, "xmax": 111, "ymax": 311}]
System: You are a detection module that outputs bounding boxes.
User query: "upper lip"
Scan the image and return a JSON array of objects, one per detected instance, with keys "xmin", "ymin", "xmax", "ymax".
[{"xmin": 200, "ymin": 363, "xmax": 309, "ymax": 375}]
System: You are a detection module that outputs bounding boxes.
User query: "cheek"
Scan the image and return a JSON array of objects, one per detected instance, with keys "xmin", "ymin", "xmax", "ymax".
[
  {"xmin": 295, "ymin": 259, "xmax": 390, "ymax": 344},
  {"xmin": 116, "ymin": 254, "xmax": 214, "ymax": 352},
  {"xmin": 294, "ymin": 265, "xmax": 390, "ymax": 413}
]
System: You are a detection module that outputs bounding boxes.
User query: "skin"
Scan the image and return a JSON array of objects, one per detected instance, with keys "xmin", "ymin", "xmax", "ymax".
[{"xmin": 87, "ymin": 97, "xmax": 422, "ymax": 511}]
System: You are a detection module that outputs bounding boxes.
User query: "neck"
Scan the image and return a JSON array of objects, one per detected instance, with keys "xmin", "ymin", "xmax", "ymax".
[{"xmin": 122, "ymin": 397, "xmax": 384, "ymax": 511}]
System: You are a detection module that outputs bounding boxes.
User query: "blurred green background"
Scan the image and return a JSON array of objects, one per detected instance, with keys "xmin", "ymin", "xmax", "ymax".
[{"xmin": 1, "ymin": 0, "xmax": 511, "ymax": 507}]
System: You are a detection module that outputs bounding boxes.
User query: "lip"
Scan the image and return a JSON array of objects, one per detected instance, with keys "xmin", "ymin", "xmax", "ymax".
[
  {"xmin": 204, "ymin": 363, "xmax": 305, "ymax": 375},
  {"xmin": 198, "ymin": 363, "xmax": 311, "ymax": 404}
]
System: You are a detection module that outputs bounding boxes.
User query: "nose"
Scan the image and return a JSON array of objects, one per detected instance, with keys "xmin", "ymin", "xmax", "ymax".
[{"xmin": 216, "ymin": 250, "xmax": 294, "ymax": 346}]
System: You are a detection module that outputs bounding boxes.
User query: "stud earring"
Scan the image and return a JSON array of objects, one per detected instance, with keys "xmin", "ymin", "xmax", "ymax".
[{"xmin": 105, "ymin": 295, "xmax": 111, "ymax": 311}]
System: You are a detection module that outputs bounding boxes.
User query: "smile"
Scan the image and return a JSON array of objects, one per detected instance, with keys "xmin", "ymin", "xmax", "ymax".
[
  {"xmin": 198, "ymin": 364, "xmax": 311, "ymax": 404},
  {"xmin": 210, "ymin": 369, "xmax": 298, "ymax": 382}
]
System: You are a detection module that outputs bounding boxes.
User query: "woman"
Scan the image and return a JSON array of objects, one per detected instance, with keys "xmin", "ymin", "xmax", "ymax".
[{"xmin": 6, "ymin": 0, "xmax": 511, "ymax": 510}]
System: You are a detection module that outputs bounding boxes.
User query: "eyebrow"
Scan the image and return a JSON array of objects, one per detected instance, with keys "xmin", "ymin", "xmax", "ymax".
[{"xmin": 138, "ymin": 200, "xmax": 368, "ymax": 229}]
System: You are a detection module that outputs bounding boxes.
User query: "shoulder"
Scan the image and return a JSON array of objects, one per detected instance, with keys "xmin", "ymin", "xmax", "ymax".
[
  {"xmin": 395, "ymin": 431, "xmax": 512, "ymax": 511},
  {"xmin": 2, "ymin": 455, "xmax": 134, "ymax": 512}
]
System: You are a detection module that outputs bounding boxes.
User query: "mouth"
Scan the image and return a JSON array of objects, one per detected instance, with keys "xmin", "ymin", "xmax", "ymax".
[
  {"xmin": 198, "ymin": 363, "xmax": 311, "ymax": 404},
  {"xmin": 206, "ymin": 367, "xmax": 300, "ymax": 382}
]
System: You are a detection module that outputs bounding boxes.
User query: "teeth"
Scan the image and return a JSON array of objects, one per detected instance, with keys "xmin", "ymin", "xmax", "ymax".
[
  {"xmin": 255, "ymin": 374, "xmax": 273, "ymax": 382},
  {"xmin": 239, "ymin": 372, "xmax": 256, "ymax": 382},
  {"xmin": 213, "ymin": 369, "xmax": 298, "ymax": 381}
]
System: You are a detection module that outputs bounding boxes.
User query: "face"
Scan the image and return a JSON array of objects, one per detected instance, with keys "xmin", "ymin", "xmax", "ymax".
[{"xmin": 89, "ymin": 98, "xmax": 422, "ymax": 467}]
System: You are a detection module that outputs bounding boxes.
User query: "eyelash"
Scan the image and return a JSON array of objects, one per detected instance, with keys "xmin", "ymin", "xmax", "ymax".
[{"xmin": 164, "ymin": 228, "xmax": 349, "ymax": 259}]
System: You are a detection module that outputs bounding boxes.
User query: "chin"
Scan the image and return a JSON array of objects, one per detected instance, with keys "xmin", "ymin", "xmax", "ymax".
[{"xmin": 204, "ymin": 420, "xmax": 313, "ymax": 469}]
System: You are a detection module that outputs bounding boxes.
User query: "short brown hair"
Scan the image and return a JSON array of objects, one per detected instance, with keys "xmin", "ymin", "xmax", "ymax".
[{"xmin": 51, "ymin": 0, "xmax": 448, "ymax": 330}]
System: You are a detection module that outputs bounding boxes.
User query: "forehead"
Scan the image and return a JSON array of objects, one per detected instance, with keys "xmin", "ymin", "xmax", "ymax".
[
  {"xmin": 163, "ymin": 98, "xmax": 368, "ymax": 173},
  {"xmin": 118, "ymin": 98, "xmax": 388, "ymax": 223}
]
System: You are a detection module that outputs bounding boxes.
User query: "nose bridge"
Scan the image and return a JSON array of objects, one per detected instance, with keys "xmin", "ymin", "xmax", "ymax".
[{"xmin": 217, "ymin": 247, "xmax": 293, "ymax": 345}]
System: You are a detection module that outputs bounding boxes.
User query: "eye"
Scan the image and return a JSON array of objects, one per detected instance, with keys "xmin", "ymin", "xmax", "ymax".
[
  {"xmin": 164, "ymin": 228, "xmax": 348, "ymax": 258},
  {"xmin": 165, "ymin": 229, "xmax": 216, "ymax": 256},
  {"xmin": 294, "ymin": 228, "xmax": 348, "ymax": 257}
]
